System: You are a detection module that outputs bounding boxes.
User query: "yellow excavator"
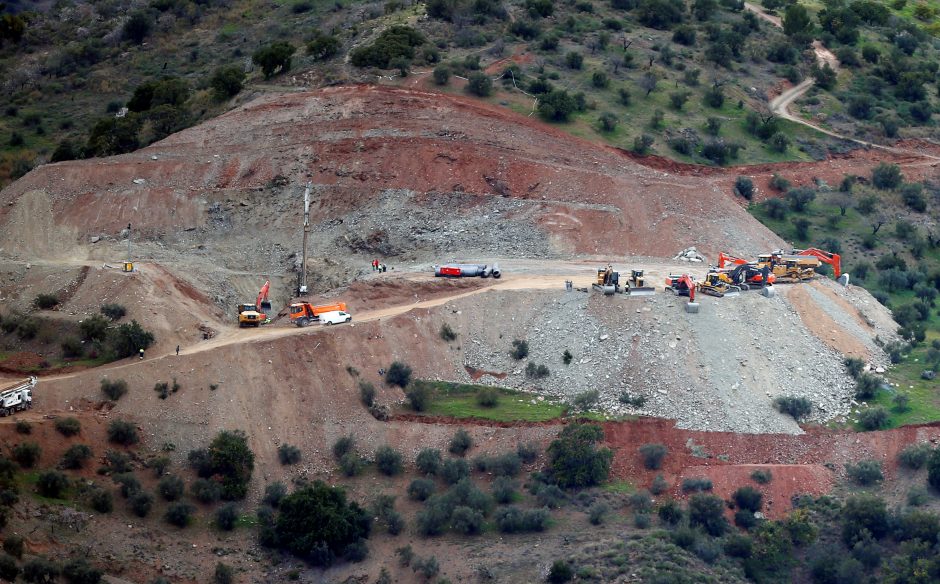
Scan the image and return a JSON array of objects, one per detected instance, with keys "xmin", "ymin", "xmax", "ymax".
[{"xmin": 697, "ymin": 272, "xmax": 742, "ymax": 298}]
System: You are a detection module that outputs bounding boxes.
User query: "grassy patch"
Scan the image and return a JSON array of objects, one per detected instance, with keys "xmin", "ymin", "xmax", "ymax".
[
  {"xmin": 412, "ymin": 380, "xmax": 566, "ymax": 422},
  {"xmin": 16, "ymin": 471, "xmax": 72, "ymax": 505},
  {"xmin": 603, "ymin": 480, "xmax": 636, "ymax": 494}
]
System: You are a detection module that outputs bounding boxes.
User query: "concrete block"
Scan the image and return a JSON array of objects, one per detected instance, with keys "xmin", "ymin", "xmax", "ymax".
[
  {"xmin": 685, "ymin": 302, "xmax": 700, "ymax": 313},
  {"xmin": 761, "ymin": 286, "xmax": 776, "ymax": 298}
]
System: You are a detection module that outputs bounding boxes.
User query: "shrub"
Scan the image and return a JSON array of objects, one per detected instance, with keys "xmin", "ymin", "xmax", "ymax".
[
  {"xmin": 599, "ymin": 111, "xmax": 618, "ymax": 132},
  {"xmin": 55, "ymin": 417, "xmax": 82, "ymax": 437},
  {"xmin": 15, "ymin": 419, "xmax": 31, "ymax": 434},
  {"xmin": 195, "ymin": 430, "xmax": 254, "ymax": 500},
  {"xmin": 858, "ymin": 407, "xmax": 889, "ymax": 431},
  {"xmin": 333, "ymin": 435, "xmax": 356, "ymax": 459},
  {"xmin": 209, "ymin": 65, "xmax": 245, "ymax": 101},
  {"xmin": 510, "ymin": 339, "xmax": 529, "ymax": 360},
  {"xmin": 100, "ymin": 303, "xmax": 126, "ymax": 323},
  {"xmin": 63, "ymin": 558, "xmax": 103, "ymax": 584},
  {"xmin": 733, "ymin": 486, "xmax": 763, "ymax": 512},
  {"xmin": 548, "ymin": 560, "xmax": 574, "ymax": 583},
  {"xmin": 107, "ymin": 419, "xmax": 139, "ymax": 445},
  {"xmin": 165, "ymin": 502, "xmax": 195, "ymax": 527},
  {"xmin": 735, "ymin": 176, "xmax": 754, "ymax": 199},
  {"xmin": 451, "ymin": 505, "xmax": 484, "ymax": 535},
  {"xmin": 215, "ymin": 503, "xmax": 239, "ymax": 531},
  {"xmin": 517, "ymin": 442, "xmax": 539, "ymax": 464},
  {"xmin": 37, "ymin": 470, "xmax": 69, "ymax": 498},
  {"xmin": 21, "ymin": 557, "xmax": 59, "ymax": 584},
  {"xmin": 252, "ymin": 42, "xmax": 296, "ymax": 78},
  {"xmin": 633, "ymin": 134, "xmax": 655, "ymax": 154},
  {"xmin": 60, "ymin": 444, "xmax": 93, "ymax": 470},
  {"xmin": 492, "ymin": 476, "xmax": 516, "ymax": 503},
  {"xmin": 375, "ymin": 446, "xmax": 403, "ymax": 476},
  {"xmin": 88, "ymin": 488, "xmax": 113, "ymax": 513},
  {"xmin": 385, "ymin": 361, "xmax": 412, "ymax": 388},
  {"xmin": 100, "ymin": 378, "xmax": 128, "ymax": 401},
  {"xmin": 639, "ymin": 443, "xmax": 667, "ymax": 470},
  {"xmin": 408, "ymin": 478, "xmax": 435, "ymax": 501},
  {"xmin": 449, "ymin": 428, "xmax": 473, "ymax": 456},
  {"xmin": 566, "ymin": 51, "xmax": 583, "ymax": 69},
  {"xmin": 651, "ymin": 474, "xmax": 669, "ymax": 495},
  {"xmin": 266, "ymin": 481, "xmax": 370, "ymax": 566},
  {"xmin": 893, "ymin": 392, "xmax": 911, "ymax": 413},
  {"xmin": 908, "ymin": 485, "xmax": 929, "ymax": 506},
  {"xmin": 588, "ymin": 501, "xmax": 609, "ymax": 525},
  {"xmin": 261, "ymin": 482, "xmax": 286, "ymax": 508},
  {"xmin": 546, "ymin": 423, "xmax": 612, "ymax": 488},
  {"xmin": 359, "ymin": 381, "xmax": 375, "ymax": 407},
  {"xmin": 688, "ymin": 493, "xmax": 728, "ymax": 536},
  {"xmin": 416, "ymin": 448, "xmax": 442, "ymax": 475},
  {"xmin": 108, "ymin": 320, "xmax": 154, "ymax": 358},
  {"xmin": 12, "ymin": 442, "xmax": 40, "ymax": 468},
  {"xmin": 844, "ymin": 357, "xmax": 865, "ymax": 379},
  {"xmin": 681, "ymin": 477, "xmax": 713, "ymax": 493},
  {"xmin": 495, "ymin": 506, "xmax": 549, "ymax": 533},
  {"xmin": 339, "ymin": 452, "xmax": 364, "ymax": 477},
  {"xmin": 846, "ymin": 460, "xmax": 883, "ymax": 486},
  {"xmin": 476, "ymin": 387, "xmax": 499, "ymax": 408},
  {"xmin": 33, "ymin": 293, "xmax": 60, "ymax": 309},
  {"xmin": 0, "ymin": 554, "xmax": 19, "ymax": 581},
  {"xmin": 570, "ymin": 389, "xmax": 599, "ymax": 412},
  {"xmin": 537, "ymin": 484, "xmax": 566, "ymax": 508},
  {"xmin": 901, "ymin": 183, "xmax": 927, "ymax": 212},
  {"xmin": 439, "ymin": 323, "xmax": 457, "ymax": 341},
  {"xmin": 3, "ymin": 534, "xmax": 23, "ymax": 558},
  {"xmin": 899, "ymin": 443, "xmax": 932, "ymax": 470},
  {"xmin": 774, "ymin": 396, "xmax": 812, "ymax": 421},
  {"xmin": 751, "ymin": 469, "xmax": 773, "ymax": 484},
  {"xmin": 525, "ymin": 362, "xmax": 550, "ymax": 379},
  {"xmin": 842, "ymin": 495, "xmax": 888, "ymax": 545},
  {"xmin": 432, "ymin": 65, "xmax": 450, "ymax": 85},
  {"xmin": 278, "ymin": 444, "xmax": 302, "ymax": 465},
  {"xmin": 786, "ymin": 187, "xmax": 816, "ymax": 212},
  {"xmin": 467, "ymin": 72, "xmax": 492, "ymax": 97},
  {"xmin": 114, "ymin": 473, "xmax": 141, "ymax": 498},
  {"xmin": 61, "ymin": 336, "xmax": 84, "ymax": 358},
  {"xmin": 129, "ymin": 491, "xmax": 154, "ymax": 517},
  {"xmin": 405, "ymin": 381, "xmax": 432, "ymax": 411},
  {"xmin": 442, "ymin": 458, "xmax": 470, "ymax": 484},
  {"xmin": 871, "ymin": 163, "xmax": 902, "ymax": 189},
  {"xmin": 158, "ymin": 475, "xmax": 185, "ymax": 501},
  {"xmin": 855, "ymin": 373, "xmax": 881, "ymax": 400}
]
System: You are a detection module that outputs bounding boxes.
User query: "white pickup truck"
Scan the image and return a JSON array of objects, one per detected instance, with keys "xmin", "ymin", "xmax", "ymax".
[{"xmin": 0, "ymin": 376, "xmax": 35, "ymax": 417}]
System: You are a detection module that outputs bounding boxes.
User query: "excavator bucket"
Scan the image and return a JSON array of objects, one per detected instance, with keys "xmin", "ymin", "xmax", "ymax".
[{"xmin": 627, "ymin": 286, "xmax": 656, "ymax": 296}]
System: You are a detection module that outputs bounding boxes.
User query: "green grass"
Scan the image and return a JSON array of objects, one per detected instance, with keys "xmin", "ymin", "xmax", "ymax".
[
  {"xmin": 415, "ymin": 380, "xmax": 566, "ymax": 422},
  {"xmin": 603, "ymin": 480, "xmax": 636, "ymax": 494}
]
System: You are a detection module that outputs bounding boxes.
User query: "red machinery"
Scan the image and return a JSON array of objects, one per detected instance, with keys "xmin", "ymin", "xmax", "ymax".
[
  {"xmin": 793, "ymin": 248, "xmax": 841, "ymax": 278},
  {"xmin": 716, "ymin": 252, "xmax": 775, "ymax": 286},
  {"xmin": 717, "ymin": 252, "xmax": 748, "ymax": 269},
  {"xmin": 665, "ymin": 274, "xmax": 696, "ymax": 303}
]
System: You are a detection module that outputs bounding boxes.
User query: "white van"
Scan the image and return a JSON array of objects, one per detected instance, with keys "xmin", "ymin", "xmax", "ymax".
[{"xmin": 320, "ymin": 310, "xmax": 352, "ymax": 325}]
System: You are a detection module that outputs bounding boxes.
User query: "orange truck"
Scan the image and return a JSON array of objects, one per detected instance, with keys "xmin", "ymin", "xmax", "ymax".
[{"xmin": 289, "ymin": 302, "xmax": 348, "ymax": 327}]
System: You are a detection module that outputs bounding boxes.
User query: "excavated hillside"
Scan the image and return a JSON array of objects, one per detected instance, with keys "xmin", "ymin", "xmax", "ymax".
[{"xmin": 0, "ymin": 85, "xmax": 786, "ymax": 304}]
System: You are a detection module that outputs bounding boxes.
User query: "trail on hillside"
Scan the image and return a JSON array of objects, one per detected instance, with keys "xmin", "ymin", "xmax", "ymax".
[{"xmin": 744, "ymin": 3, "xmax": 940, "ymax": 162}]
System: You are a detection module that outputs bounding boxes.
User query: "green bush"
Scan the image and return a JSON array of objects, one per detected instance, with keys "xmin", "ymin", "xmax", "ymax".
[
  {"xmin": 15, "ymin": 419, "xmax": 31, "ymax": 434},
  {"xmin": 689, "ymin": 493, "xmax": 728, "ymax": 536},
  {"xmin": 442, "ymin": 458, "xmax": 470, "ymax": 484},
  {"xmin": 107, "ymin": 419, "xmax": 139, "ymax": 445},
  {"xmin": 681, "ymin": 477, "xmax": 713, "ymax": 493},
  {"xmin": 548, "ymin": 560, "xmax": 573, "ymax": 583},
  {"xmin": 858, "ymin": 407, "xmax": 889, "ymax": 431},
  {"xmin": 408, "ymin": 478, "xmax": 435, "ymax": 501},
  {"xmin": 844, "ymin": 357, "xmax": 865, "ymax": 379},
  {"xmin": 262, "ymin": 482, "xmax": 286, "ymax": 508},
  {"xmin": 774, "ymin": 396, "xmax": 812, "ymax": 421},
  {"xmin": 899, "ymin": 443, "xmax": 932, "ymax": 469},
  {"xmin": 588, "ymin": 501, "xmax": 610, "ymax": 525},
  {"xmin": 449, "ymin": 428, "xmax": 473, "ymax": 456},
  {"xmin": 2, "ymin": 535, "xmax": 23, "ymax": 559},
  {"xmin": 192, "ymin": 430, "xmax": 254, "ymax": 500},
  {"xmin": 546, "ymin": 423, "xmax": 612, "ymax": 488},
  {"xmin": 467, "ymin": 72, "xmax": 492, "ymax": 97},
  {"xmin": 350, "ymin": 25, "xmax": 424, "ymax": 69},
  {"xmin": 733, "ymin": 486, "xmax": 763, "ymax": 512},
  {"xmin": 278, "ymin": 444, "xmax": 302, "ymax": 465},
  {"xmin": 451, "ymin": 505, "xmax": 484, "ymax": 535},
  {"xmin": 37, "ymin": 470, "xmax": 69, "ymax": 498},
  {"xmin": 108, "ymin": 320, "xmax": 155, "ymax": 359},
  {"xmin": 307, "ymin": 31, "xmax": 341, "ymax": 60},
  {"xmin": 751, "ymin": 469, "xmax": 773, "ymax": 484},
  {"xmin": 495, "ymin": 506, "xmax": 549, "ymax": 533},
  {"xmin": 12, "ymin": 442, "xmax": 40, "ymax": 468},
  {"xmin": 252, "ymin": 42, "xmax": 296, "ymax": 79},
  {"xmin": 215, "ymin": 503, "xmax": 239, "ymax": 531},
  {"xmin": 871, "ymin": 163, "xmax": 902, "ymax": 189},
  {"xmin": 114, "ymin": 473, "xmax": 141, "ymax": 498},
  {"xmin": 210, "ymin": 65, "xmax": 246, "ymax": 100},
  {"xmin": 476, "ymin": 387, "xmax": 499, "ymax": 408},
  {"xmin": 416, "ymin": 448, "xmax": 442, "ymax": 475},
  {"xmin": 385, "ymin": 361, "xmax": 412, "ymax": 388},
  {"xmin": 129, "ymin": 491, "xmax": 154, "ymax": 517},
  {"xmin": 855, "ymin": 373, "xmax": 880, "ymax": 400},
  {"xmin": 33, "ymin": 293, "xmax": 60, "ymax": 309},
  {"xmin": 375, "ymin": 445, "xmax": 403, "ymax": 476},
  {"xmin": 432, "ymin": 65, "xmax": 450, "ymax": 85},
  {"xmin": 90, "ymin": 488, "xmax": 113, "ymax": 513},
  {"xmin": 526, "ymin": 362, "xmax": 550, "ymax": 379},
  {"xmin": 846, "ymin": 460, "xmax": 883, "ymax": 486},
  {"xmin": 105, "ymin": 450, "xmax": 132, "ymax": 474},
  {"xmin": 60, "ymin": 444, "xmax": 93, "ymax": 470},
  {"xmin": 492, "ymin": 476, "xmax": 516, "ymax": 503},
  {"xmin": 339, "ymin": 452, "xmax": 364, "ymax": 477},
  {"xmin": 100, "ymin": 378, "xmax": 128, "ymax": 401},
  {"xmin": 265, "ymin": 481, "xmax": 370, "ymax": 566},
  {"xmin": 165, "ymin": 502, "xmax": 195, "ymax": 527},
  {"xmin": 658, "ymin": 499, "xmax": 684, "ymax": 525},
  {"xmin": 639, "ymin": 443, "xmax": 667, "ymax": 470},
  {"xmin": 63, "ymin": 558, "xmax": 103, "ymax": 584},
  {"xmin": 735, "ymin": 176, "xmax": 754, "ymax": 199},
  {"xmin": 332, "ymin": 435, "xmax": 356, "ymax": 459},
  {"xmin": 80, "ymin": 315, "xmax": 110, "ymax": 342},
  {"xmin": 0, "ymin": 554, "xmax": 19, "ymax": 581},
  {"xmin": 55, "ymin": 417, "xmax": 82, "ymax": 437},
  {"xmin": 405, "ymin": 381, "xmax": 431, "ymax": 411},
  {"xmin": 158, "ymin": 474, "xmax": 185, "ymax": 501},
  {"xmin": 651, "ymin": 474, "xmax": 669, "ymax": 495},
  {"xmin": 841, "ymin": 495, "xmax": 888, "ymax": 544}
]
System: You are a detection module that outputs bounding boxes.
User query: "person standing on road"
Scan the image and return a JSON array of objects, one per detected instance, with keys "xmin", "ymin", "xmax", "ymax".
[
  {"xmin": 176, "ymin": 345, "xmax": 180, "ymax": 356},
  {"xmin": 139, "ymin": 348, "xmax": 144, "ymax": 360}
]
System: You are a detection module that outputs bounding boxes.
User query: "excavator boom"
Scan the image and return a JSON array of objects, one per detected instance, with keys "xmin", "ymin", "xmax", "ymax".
[
  {"xmin": 793, "ymin": 248, "xmax": 841, "ymax": 278},
  {"xmin": 717, "ymin": 252, "xmax": 749, "ymax": 269}
]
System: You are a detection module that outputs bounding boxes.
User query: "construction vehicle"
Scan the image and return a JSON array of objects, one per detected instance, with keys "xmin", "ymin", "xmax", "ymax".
[
  {"xmin": 628, "ymin": 269, "xmax": 656, "ymax": 295},
  {"xmin": 756, "ymin": 252, "xmax": 821, "ymax": 282},
  {"xmin": 0, "ymin": 376, "xmax": 35, "ymax": 417},
  {"xmin": 320, "ymin": 310, "xmax": 352, "ymax": 325},
  {"xmin": 793, "ymin": 248, "xmax": 842, "ymax": 278},
  {"xmin": 434, "ymin": 264, "xmax": 501, "ymax": 278},
  {"xmin": 715, "ymin": 253, "xmax": 776, "ymax": 287},
  {"xmin": 238, "ymin": 281, "xmax": 272, "ymax": 327},
  {"xmin": 593, "ymin": 264, "xmax": 622, "ymax": 295},
  {"xmin": 289, "ymin": 301, "xmax": 348, "ymax": 327},
  {"xmin": 697, "ymin": 272, "xmax": 742, "ymax": 298},
  {"xmin": 665, "ymin": 274, "xmax": 699, "ymax": 312}
]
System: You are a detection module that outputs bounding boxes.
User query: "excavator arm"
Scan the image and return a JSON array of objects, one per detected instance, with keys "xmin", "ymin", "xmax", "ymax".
[
  {"xmin": 794, "ymin": 248, "xmax": 841, "ymax": 278},
  {"xmin": 256, "ymin": 280, "xmax": 271, "ymax": 312},
  {"xmin": 717, "ymin": 252, "xmax": 749, "ymax": 269}
]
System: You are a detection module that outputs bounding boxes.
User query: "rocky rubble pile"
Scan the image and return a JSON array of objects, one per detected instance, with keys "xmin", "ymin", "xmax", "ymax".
[{"xmin": 673, "ymin": 247, "xmax": 707, "ymax": 263}]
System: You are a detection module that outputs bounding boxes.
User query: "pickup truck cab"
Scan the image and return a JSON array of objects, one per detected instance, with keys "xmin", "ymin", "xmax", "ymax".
[{"xmin": 320, "ymin": 310, "xmax": 352, "ymax": 325}]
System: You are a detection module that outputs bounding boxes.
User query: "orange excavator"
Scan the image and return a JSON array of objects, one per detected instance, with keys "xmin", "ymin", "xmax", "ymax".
[
  {"xmin": 793, "ymin": 248, "xmax": 841, "ymax": 278},
  {"xmin": 665, "ymin": 274, "xmax": 696, "ymax": 302},
  {"xmin": 238, "ymin": 281, "xmax": 271, "ymax": 327},
  {"xmin": 715, "ymin": 253, "xmax": 776, "ymax": 288}
]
